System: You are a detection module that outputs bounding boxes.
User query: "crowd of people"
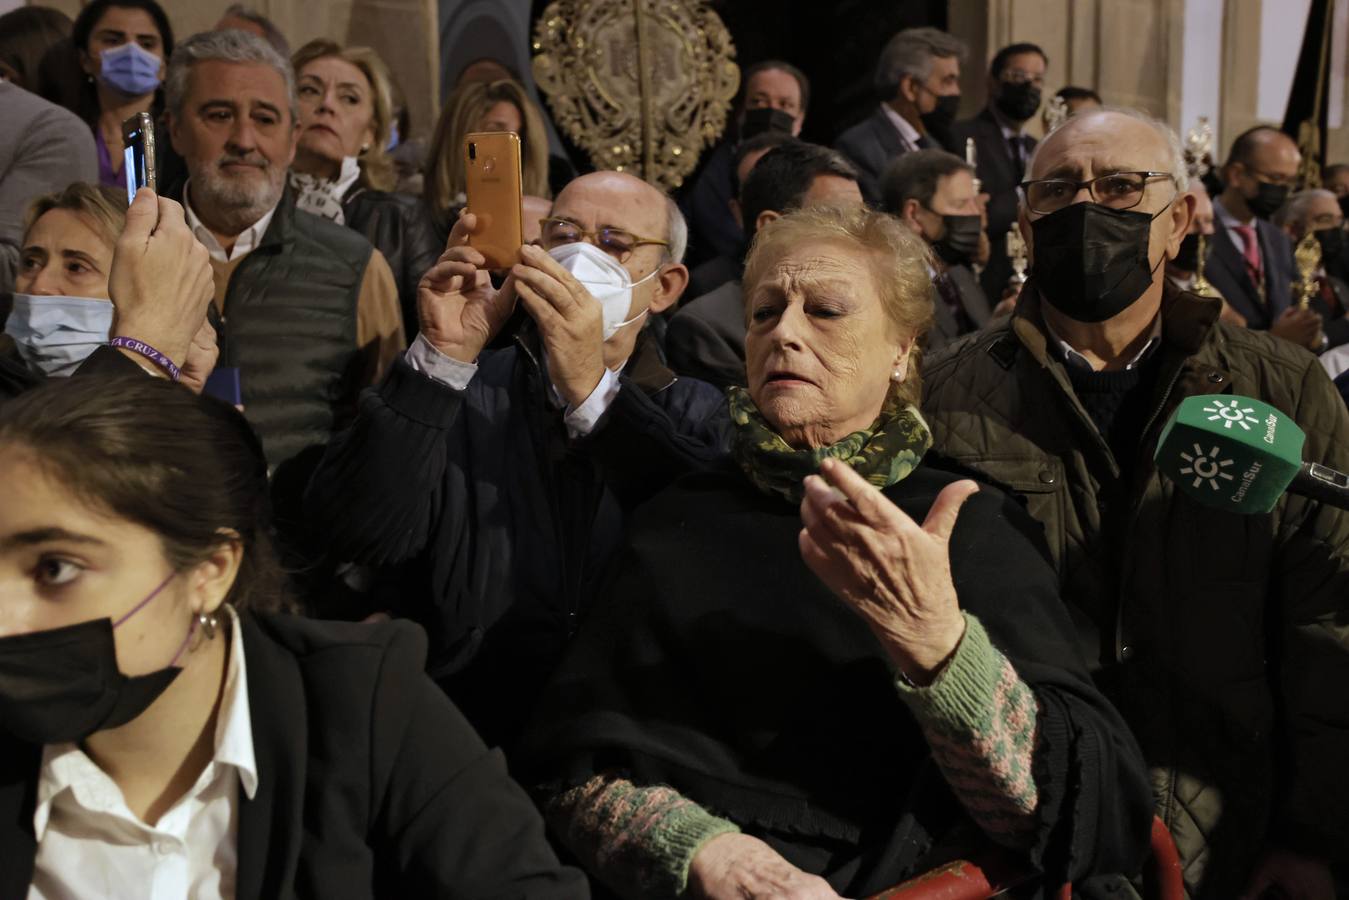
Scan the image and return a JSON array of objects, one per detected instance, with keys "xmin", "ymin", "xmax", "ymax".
[{"xmin": 0, "ymin": 2, "xmax": 1346, "ymax": 899}]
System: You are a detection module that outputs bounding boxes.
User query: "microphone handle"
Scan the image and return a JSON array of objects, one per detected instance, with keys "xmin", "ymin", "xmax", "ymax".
[{"xmin": 1289, "ymin": 462, "xmax": 1349, "ymax": 510}]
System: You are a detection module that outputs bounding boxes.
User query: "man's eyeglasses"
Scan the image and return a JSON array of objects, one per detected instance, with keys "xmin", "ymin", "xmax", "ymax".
[
  {"xmin": 538, "ymin": 218, "xmax": 669, "ymax": 261},
  {"xmin": 1020, "ymin": 171, "xmax": 1176, "ymax": 215}
]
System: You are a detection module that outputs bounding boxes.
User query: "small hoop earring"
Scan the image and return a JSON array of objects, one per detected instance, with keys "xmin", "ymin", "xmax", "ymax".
[{"xmin": 197, "ymin": 612, "xmax": 219, "ymax": 641}]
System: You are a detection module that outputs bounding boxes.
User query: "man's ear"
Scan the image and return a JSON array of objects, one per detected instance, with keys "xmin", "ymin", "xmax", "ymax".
[
  {"xmin": 755, "ymin": 208, "xmax": 781, "ymax": 234},
  {"xmin": 1165, "ymin": 189, "xmax": 1196, "ymax": 259},
  {"xmin": 900, "ymin": 198, "xmax": 925, "ymax": 233},
  {"xmin": 649, "ymin": 262, "xmax": 689, "ymax": 314},
  {"xmin": 898, "ymin": 76, "xmax": 919, "ymax": 106}
]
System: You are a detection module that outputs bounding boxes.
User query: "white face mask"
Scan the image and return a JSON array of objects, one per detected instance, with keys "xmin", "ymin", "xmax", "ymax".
[
  {"xmin": 547, "ymin": 241, "xmax": 661, "ymax": 341},
  {"xmin": 3, "ymin": 294, "xmax": 114, "ymax": 376}
]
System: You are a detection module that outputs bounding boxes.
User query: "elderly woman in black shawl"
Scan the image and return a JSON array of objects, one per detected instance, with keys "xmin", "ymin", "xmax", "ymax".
[{"xmin": 522, "ymin": 206, "xmax": 1153, "ymax": 899}]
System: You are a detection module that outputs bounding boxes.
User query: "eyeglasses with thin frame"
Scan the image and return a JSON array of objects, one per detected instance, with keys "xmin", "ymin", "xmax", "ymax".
[
  {"xmin": 1019, "ymin": 171, "xmax": 1177, "ymax": 215},
  {"xmin": 538, "ymin": 217, "xmax": 669, "ymax": 262}
]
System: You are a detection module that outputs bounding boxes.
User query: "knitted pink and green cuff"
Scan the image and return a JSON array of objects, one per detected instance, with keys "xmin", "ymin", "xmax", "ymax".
[
  {"xmin": 894, "ymin": 612, "xmax": 1041, "ymax": 846},
  {"xmin": 546, "ymin": 776, "xmax": 741, "ymax": 898}
]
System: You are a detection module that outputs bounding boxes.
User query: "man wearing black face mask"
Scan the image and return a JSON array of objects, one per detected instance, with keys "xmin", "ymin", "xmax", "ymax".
[
  {"xmin": 951, "ymin": 43, "xmax": 1047, "ymax": 306},
  {"xmin": 881, "ymin": 148, "xmax": 992, "ymax": 349},
  {"xmin": 834, "ymin": 27, "xmax": 965, "ymax": 205},
  {"xmin": 1206, "ymin": 126, "xmax": 1308, "ymax": 343},
  {"xmin": 679, "ymin": 60, "xmax": 809, "ymax": 270},
  {"xmin": 1274, "ymin": 188, "xmax": 1349, "ymax": 351},
  {"xmin": 923, "ymin": 109, "xmax": 1349, "ymax": 899}
]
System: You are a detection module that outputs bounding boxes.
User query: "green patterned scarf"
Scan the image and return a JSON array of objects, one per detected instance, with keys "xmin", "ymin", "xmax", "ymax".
[{"xmin": 727, "ymin": 386, "xmax": 932, "ymax": 504}]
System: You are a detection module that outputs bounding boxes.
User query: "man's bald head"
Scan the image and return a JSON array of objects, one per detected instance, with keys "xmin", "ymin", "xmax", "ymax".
[
  {"xmin": 553, "ymin": 170, "xmax": 687, "ymax": 264},
  {"xmin": 1225, "ymin": 125, "xmax": 1298, "ymax": 170},
  {"xmin": 1029, "ymin": 108, "xmax": 1187, "ymax": 192}
]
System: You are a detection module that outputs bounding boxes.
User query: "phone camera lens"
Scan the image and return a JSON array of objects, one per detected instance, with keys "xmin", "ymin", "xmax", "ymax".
[{"xmin": 468, "ymin": 142, "xmax": 477, "ymax": 160}]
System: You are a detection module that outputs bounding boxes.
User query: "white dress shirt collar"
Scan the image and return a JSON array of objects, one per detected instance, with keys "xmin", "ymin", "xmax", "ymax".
[
  {"xmin": 880, "ymin": 103, "xmax": 923, "ymax": 150},
  {"xmin": 33, "ymin": 604, "xmax": 258, "ymax": 841},
  {"xmin": 184, "ymin": 182, "xmax": 281, "ymax": 263}
]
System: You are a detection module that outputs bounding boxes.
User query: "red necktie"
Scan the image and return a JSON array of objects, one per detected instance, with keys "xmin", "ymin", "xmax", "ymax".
[{"xmin": 1234, "ymin": 224, "xmax": 1263, "ymax": 287}]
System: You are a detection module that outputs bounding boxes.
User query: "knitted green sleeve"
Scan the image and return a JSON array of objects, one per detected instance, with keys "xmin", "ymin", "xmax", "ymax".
[
  {"xmin": 545, "ymin": 775, "xmax": 741, "ymax": 898},
  {"xmin": 894, "ymin": 612, "xmax": 1041, "ymax": 847}
]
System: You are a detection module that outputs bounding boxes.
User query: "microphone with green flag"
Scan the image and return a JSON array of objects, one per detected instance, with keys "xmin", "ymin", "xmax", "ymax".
[{"xmin": 1154, "ymin": 394, "xmax": 1349, "ymax": 513}]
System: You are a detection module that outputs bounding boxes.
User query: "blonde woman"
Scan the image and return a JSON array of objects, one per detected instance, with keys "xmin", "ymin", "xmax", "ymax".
[
  {"xmin": 288, "ymin": 39, "xmax": 440, "ymax": 334},
  {"xmin": 424, "ymin": 79, "xmax": 567, "ymax": 241}
]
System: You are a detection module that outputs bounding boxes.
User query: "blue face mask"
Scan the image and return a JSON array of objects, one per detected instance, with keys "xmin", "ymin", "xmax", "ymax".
[
  {"xmin": 99, "ymin": 41, "xmax": 162, "ymax": 96},
  {"xmin": 4, "ymin": 294, "xmax": 114, "ymax": 376}
]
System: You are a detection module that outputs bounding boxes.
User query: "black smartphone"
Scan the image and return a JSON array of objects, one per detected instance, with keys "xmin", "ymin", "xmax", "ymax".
[{"xmin": 121, "ymin": 111, "xmax": 157, "ymax": 204}]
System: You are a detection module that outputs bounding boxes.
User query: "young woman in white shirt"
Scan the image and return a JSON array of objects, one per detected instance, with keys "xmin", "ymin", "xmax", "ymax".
[{"xmin": 0, "ymin": 374, "xmax": 588, "ymax": 900}]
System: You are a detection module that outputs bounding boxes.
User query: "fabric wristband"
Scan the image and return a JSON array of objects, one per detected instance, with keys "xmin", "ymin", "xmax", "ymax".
[{"xmin": 109, "ymin": 337, "xmax": 181, "ymax": 382}]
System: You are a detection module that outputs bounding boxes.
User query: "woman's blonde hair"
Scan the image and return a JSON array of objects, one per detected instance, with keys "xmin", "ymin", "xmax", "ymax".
[
  {"xmin": 425, "ymin": 79, "xmax": 551, "ymax": 228},
  {"xmin": 24, "ymin": 183, "xmax": 127, "ymax": 248},
  {"xmin": 742, "ymin": 205, "xmax": 935, "ymax": 407},
  {"xmin": 291, "ymin": 39, "xmax": 397, "ymax": 192}
]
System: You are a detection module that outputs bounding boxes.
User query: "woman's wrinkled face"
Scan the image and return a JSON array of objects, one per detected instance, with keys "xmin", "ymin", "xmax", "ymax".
[
  {"xmin": 16, "ymin": 210, "xmax": 115, "ymax": 299},
  {"xmin": 296, "ymin": 56, "xmax": 376, "ymax": 162},
  {"xmin": 745, "ymin": 240, "xmax": 912, "ymax": 448}
]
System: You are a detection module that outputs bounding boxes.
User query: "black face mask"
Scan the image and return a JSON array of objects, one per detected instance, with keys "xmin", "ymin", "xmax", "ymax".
[
  {"xmin": 932, "ymin": 213, "xmax": 983, "ymax": 265},
  {"xmin": 740, "ymin": 107, "xmax": 795, "ymax": 140},
  {"xmin": 995, "ymin": 81, "xmax": 1041, "ymax": 122},
  {"xmin": 1173, "ymin": 232, "xmax": 1202, "ymax": 272},
  {"xmin": 1315, "ymin": 226, "xmax": 1346, "ymax": 264},
  {"xmin": 920, "ymin": 94, "xmax": 961, "ymax": 137},
  {"xmin": 1030, "ymin": 202, "xmax": 1166, "ymax": 322},
  {"xmin": 0, "ymin": 573, "xmax": 185, "ymax": 744},
  {"xmin": 1246, "ymin": 179, "xmax": 1290, "ymax": 219}
]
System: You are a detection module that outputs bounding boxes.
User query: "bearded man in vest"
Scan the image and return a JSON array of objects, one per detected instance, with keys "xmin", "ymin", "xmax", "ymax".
[
  {"xmin": 923, "ymin": 109, "xmax": 1349, "ymax": 899},
  {"xmin": 165, "ymin": 29, "xmax": 404, "ymax": 468}
]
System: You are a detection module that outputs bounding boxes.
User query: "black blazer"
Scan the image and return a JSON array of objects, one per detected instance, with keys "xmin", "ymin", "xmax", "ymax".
[
  {"xmin": 0, "ymin": 339, "xmax": 145, "ymax": 402},
  {"xmin": 0, "ymin": 614, "xmax": 589, "ymax": 900},
  {"xmin": 1203, "ymin": 214, "xmax": 1295, "ymax": 329},
  {"xmin": 834, "ymin": 107, "xmax": 927, "ymax": 205},
  {"xmin": 665, "ymin": 278, "xmax": 747, "ymax": 390},
  {"xmin": 927, "ymin": 263, "xmax": 994, "ymax": 351},
  {"xmin": 950, "ymin": 108, "xmax": 1033, "ymax": 302}
]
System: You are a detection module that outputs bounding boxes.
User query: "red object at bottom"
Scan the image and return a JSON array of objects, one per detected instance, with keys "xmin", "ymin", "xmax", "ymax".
[{"xmin": 868, "ymin": 816, "xmax": 1182, "ymax": 900}]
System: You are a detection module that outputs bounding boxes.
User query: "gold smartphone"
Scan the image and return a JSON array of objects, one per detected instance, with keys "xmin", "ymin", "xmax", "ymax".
[{"xmin": 463, "ymin": 131, "xmax": 524, "ymax": 269}]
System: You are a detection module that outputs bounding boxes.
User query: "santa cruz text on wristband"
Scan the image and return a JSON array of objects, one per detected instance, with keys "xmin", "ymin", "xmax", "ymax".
[{"xmin": 109, "ymin": 337, "xmax": 182, "ymax": 382}]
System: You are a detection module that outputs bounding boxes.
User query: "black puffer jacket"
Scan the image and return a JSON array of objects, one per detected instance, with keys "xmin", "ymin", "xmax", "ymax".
[{"xmin": 304, "ymin": 327, "xmax": 730, "ymax": 752}]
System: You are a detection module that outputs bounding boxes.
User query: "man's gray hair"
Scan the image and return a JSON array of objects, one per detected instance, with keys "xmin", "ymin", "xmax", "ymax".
[
  {"xmin": 220, "ymin": 4, "xmax": 291, "ymax": 58},
  {"xmin": 166, "ymin": 28, "xmax": 297, "ymax": 122},
  {"xmin": 1028, "ymin": 106, "xmax": 1190, "ymax": 193},
  {"xmin": 663, "ymin": 194, "xmax": 688, "ymax": 265},
  {"xmin": 874, "ymin": 27, "xmax": 967, "ymax": 101},
  {"xmin": 1273, "ymin": 188, "xmax": 1337, "ymax": 230}
]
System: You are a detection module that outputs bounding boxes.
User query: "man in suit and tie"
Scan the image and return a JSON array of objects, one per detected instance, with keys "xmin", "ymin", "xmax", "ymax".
[
  {"xmin": 834, "ymin": 28, "xmax": 966, "ymax": 205},
  {"xmin": 951, "ymin": 43, "xmax": 1047, "ymax": 304},
  {"xmin": 881, "ymin": 148, "xmax": 993, "ymax": 350},
  {"xmin": 1206, "ymin": 126, "xmax": 1324, "ymax": 351}
]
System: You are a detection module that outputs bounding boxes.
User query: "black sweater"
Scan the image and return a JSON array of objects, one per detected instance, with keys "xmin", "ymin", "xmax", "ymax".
[{"xmin": 523, "ymin": 462, "xmax": 1155, "ymax": 895}]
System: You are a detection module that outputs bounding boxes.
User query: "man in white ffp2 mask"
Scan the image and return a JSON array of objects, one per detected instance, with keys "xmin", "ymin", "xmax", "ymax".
[{"xmin": 304, "ymin": 170, "xmax": 731, "ymax": 752}]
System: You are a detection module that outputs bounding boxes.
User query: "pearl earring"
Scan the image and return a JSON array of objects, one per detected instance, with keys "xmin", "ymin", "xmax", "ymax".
[{"xmin": 891, "ymin": 368, "xmax": 904, "ymax": 382}]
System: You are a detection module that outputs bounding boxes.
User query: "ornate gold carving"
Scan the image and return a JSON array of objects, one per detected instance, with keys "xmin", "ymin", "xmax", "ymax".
[
  {"xmin": 1295, "ymin": 230, "xmax": 1322, "ymax": 309},
  {"xmin": 1192, "ymin": 233, "xmax": 1218, "ymax": 299},
  {"xmin": 531, "ymin": 0, "xmax": 740, "ymax": 191},
  {"xmin": 1006, "ymin": 226, "xmax": 1029, "ymax": 285},
  {"xmin": 1183, "ymin": 116, "xmax": 1214, "ymax": 180},
  {"xmin": 1042, "ymin": 95, "xmax": 1068, "ymax": 133}
]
